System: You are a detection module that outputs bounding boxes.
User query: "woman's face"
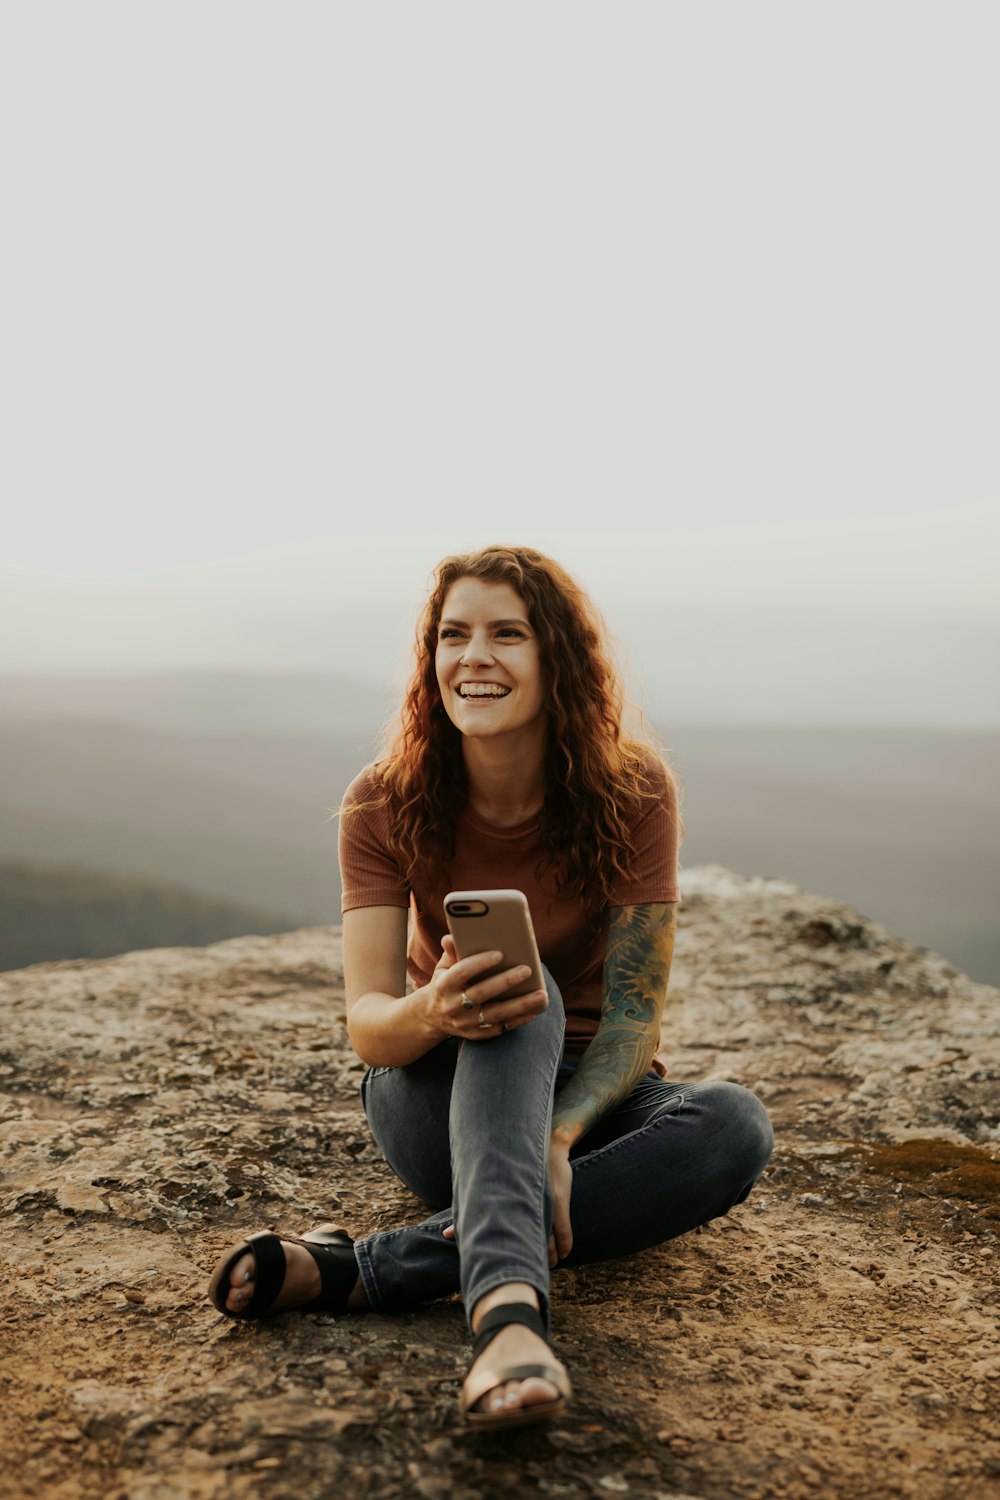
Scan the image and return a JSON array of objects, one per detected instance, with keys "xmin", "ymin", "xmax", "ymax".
[{"xmin": 435, "ymin": 576, "xmax": 547, "ymax": 744}]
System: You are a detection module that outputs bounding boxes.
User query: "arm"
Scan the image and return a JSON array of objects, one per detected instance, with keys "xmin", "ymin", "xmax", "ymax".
[
  {"xmin": 343, "ymin": 906, "xmax": 439, "ymax": 1067},
  {"xmin": 550, "ymin": 902, "xmax": 676, "ymax": 1150},
  {"xmin": 544, "ymin": 901, "xmax": 675, "ymax": 1264},
  {"xmin": 343, "ymin": 906, "xmax": 549, "ymax": 1068}
]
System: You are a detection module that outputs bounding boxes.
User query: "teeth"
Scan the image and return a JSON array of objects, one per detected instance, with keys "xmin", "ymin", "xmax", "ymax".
[{"xmin": 459, "ymin": 684, "xmax": 510, "ymax": 697}]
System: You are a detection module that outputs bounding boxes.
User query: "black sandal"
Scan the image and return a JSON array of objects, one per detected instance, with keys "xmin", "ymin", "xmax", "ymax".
[
  {"xmin": 207, "ymin": 1224, "xmax": 359, "ymax": 1320},
  {"xmin": 460, "ymin": 1301, "xmax": 571, "ymax": 1431}
]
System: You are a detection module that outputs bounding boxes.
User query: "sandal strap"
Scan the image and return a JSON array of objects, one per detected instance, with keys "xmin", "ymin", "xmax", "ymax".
[
  {"xmin": 290, "ymin": 1230, "xmax": 358, "ymax": 1315},
  {"xmin": 243, "ymin": 1232, "xmax": 287, "ymax": 1317},
  {"xmin": 210, "ymin": 1227, "xmax": 357, "ymax": 1320},
  {"xmin": 472, "ymin": 1301, "xmax": 547, "ymax": 1361},
  {"xmin": 485, "ymin": 1362, "xmax": 569, "ymax": 1389}
]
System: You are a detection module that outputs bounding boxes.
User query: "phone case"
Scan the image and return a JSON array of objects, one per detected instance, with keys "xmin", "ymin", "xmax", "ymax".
[{"xmin": 443, "ymin": 888, "xmax": 544, "ymax": 999}]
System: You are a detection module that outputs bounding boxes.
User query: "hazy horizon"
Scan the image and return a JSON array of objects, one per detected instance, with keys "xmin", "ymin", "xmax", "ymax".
[
  {"xmin": 2, "ymin": 9, "xmax": 997, "ymax": 986},
  {"xmin": 2, "ymin": 616, "xmax": 997, "ymax": 731},
  {"xmin": 2, "ymin": 690, "xmax": 997, "ymax": 987}
]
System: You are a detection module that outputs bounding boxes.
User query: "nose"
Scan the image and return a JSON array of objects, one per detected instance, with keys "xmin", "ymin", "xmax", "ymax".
[{"xmin": 461, "ymin": 630, "xmax": 495, "ymax": 666}]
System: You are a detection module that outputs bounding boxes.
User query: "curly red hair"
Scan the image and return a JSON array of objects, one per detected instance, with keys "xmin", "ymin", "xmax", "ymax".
[{"xmin": 368, "ymin": 545, "xmax": 681, "ymax": 911}]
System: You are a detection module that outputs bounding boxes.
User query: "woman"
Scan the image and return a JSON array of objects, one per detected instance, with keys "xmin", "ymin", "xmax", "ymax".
[{"xmin": 208, "ymin": 544, "xmax": 774, "ymax": 1432}]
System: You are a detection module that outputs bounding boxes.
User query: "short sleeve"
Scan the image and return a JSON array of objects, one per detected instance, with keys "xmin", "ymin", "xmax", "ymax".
[
  {"xmin": 338, "ymin": 765, "xmax": 410, "ymax": 913},
  {"xmin": 607, "ymin": 755, "xmax": 681, "ymax": 908}
]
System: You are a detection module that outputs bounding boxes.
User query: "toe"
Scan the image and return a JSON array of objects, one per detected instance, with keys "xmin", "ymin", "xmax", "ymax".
[
  {"xmin": 478, "ymin": 1376, "xmax": 558, "ymax": 1414},
  {"xmin": 516, "ymin": 1375, "xmax": 560, "ymax": 1408},
  {"xmin": 226, "ymin": 1251, "xmax": 255, "ymax": 1312},
  {"xmin": 467, "ymin": 1321, "xmax": 565, "ymax": 1417},
  {"xmin": 483, "ymin": 1382, "xmax": 511, "ymax": 1414}
]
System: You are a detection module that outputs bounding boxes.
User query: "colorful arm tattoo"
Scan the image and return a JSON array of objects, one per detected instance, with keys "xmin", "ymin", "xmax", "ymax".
[{"xmin": 550, "ymin": 902, "xmax": 676, "ymax": 1151}]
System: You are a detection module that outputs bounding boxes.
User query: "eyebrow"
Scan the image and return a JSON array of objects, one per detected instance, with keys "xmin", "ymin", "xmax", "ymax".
[{"xmin": 439, "ymin": 617, "xmax": 530, "ymax": 629}]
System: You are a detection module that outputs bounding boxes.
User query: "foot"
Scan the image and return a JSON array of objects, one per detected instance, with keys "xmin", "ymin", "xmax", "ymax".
[
  {"xmin": 468, "ymin": 1284, "xmax": 565, "ymax": 1417},
  {"xmin": 225, "ymin": 1227, "xmax": 368, "ymax": 1316}
]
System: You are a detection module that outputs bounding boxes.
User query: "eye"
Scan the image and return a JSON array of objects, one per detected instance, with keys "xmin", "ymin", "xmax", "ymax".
[
  {"xmin": 438, "ymin": 628, "xmax": 463, "ymax": 640},
  {"xmin": 497, "ymin": 628, "xmax": 524, "ymax": 639}
]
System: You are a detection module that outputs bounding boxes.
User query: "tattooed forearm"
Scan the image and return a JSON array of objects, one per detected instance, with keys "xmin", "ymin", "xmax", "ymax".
[{"xmin": 551, "ymin": 903, "xmax": 676, "ymax": 1150}]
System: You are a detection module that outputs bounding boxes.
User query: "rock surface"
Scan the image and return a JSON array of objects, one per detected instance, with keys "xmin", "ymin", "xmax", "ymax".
[{"xmin": 0, "ymin": 865, "xmax": 997, "ymax": 1500}]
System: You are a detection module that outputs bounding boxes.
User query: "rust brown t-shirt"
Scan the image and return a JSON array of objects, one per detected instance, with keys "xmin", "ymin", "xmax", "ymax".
[{"xmin": 338, "ymin": 751, "xmax": 681, "ymax": 1075}]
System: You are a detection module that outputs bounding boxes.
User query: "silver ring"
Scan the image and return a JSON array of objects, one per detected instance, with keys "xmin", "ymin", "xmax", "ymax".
[
  {"xmin": 461, "ymin": 992, "xmax": 475, "ymax": 1010},
  {"xmin": 477, "ymin": 1008, "xmax": 492, "ymax": 1029}
]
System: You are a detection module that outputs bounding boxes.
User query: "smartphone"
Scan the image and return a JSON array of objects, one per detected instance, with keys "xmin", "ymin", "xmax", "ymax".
[{"xmin": 443, "ymin": 888, "xmax": 544, "ymax": 1000}]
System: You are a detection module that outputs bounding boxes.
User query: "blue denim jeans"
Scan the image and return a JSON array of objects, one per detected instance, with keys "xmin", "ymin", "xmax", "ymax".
[{"xmin": 353, "ymin": 967, "xmax": 773, "ymax": 1333}]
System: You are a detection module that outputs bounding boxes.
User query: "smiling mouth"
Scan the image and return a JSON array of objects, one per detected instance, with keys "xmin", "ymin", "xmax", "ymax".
[{"xmin": 457, "ymin": 684, "xmax": 511, "ymax": 699}]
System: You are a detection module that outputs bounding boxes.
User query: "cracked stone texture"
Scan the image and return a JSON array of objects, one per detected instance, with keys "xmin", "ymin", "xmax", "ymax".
[{"xmin": 0, "ymin": 864, "xmax": 997, "ymax": 1500}]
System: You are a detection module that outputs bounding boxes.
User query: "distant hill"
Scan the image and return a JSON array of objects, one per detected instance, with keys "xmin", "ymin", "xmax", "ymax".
[
  {"xmin": 0, "ymin": 719, "xmax": 364, "ymax": 926},
  {"xmin": 0, "ymin": 669, "xmax": 394, "ymax": 736},
  {"xmin": 0, "ymin": 859, "xmax": 297, "ymax": 971},
  {"xmin": 0, "ymin": 678, "xmax": 997, "ymax": 986}
]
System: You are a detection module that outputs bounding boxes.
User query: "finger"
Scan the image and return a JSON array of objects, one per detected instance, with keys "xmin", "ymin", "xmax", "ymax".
[
  {"xmin": 457, "ymin": 996, "xmax": 546, "ymax": 1040},
  {"xmin": 463, "ymin": 988, "xmax": 548, "ymax": 1030},
  {"xmin": 436, "ymin": 935, "xmax": 458, "ymax": 971},
  {"xmin": 491, "ymin": 1011, "xmax": 540, "ymax": 1033},
  {"xmin": 462, "ymin": 964, "xmax": 541, "ymax": 1007},
  {"xmin": 550, "ymin": 1191, "xmax": 572, "ymax": 1259},
  {"xmin": 442, "ymin": 1223, "xmax": 455, "ymax": 1239},
  {"xmin": 458, "ymin": 1024, "xmax": 508, "ymax": 1041},
  {"xmin": 437, "ymin": 937, "xmax": 501, "ymax": 982},
  {"xmin": 451, "ymin": 950, "xmax": 539, "ymax": 996}
]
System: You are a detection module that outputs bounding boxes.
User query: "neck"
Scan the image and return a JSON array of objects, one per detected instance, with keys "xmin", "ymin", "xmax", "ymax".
[{"xmin": 462, "ymin": 726, "xmax": 547, "ymax": 826}]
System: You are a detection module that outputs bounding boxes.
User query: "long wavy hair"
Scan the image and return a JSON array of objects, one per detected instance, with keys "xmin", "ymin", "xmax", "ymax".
[{"xmin": 365, "ymin": 545, "xmax": 681, "ymax": 911}]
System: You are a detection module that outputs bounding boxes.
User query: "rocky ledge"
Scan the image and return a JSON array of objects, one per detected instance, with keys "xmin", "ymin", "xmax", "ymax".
[{"xmin": 0, "ymin": 866, "xmax": 997, "ymax": 1500}]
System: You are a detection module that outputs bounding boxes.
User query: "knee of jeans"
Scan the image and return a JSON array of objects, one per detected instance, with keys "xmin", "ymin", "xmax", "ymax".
[
  {"xmin": 701, "ymin": 1080, "xmax": 774, "ymax": 1179},
  {"xmin": 539, "ymin": 965, "xmax": 567, "ymax": 1028},
  {"xmin": 540, "ymin": 964, "xmax": 563, "ymax": 1007}
]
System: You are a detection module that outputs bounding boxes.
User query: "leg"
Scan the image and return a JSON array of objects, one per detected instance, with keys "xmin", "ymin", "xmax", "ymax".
[
  {"xmin": 217, "ymin": 1056, "xmax": 771, "ymax": 1318},
  {"xmin": 560, "ymin": 1067, "xmax": 774, "ymax": 1266},
  {"xmin": 357, "ymin": 970, "xmax": 568, "ymax": 1422},
  {"xmin": 215, "ymin": 1039, "xmax": 463, "ymax": 1319},
  {"xmin": 355, "ymin": 970, "xmax": 566, "ymax": 1328},
  {"xmin": 360, "ymin": 1037, "xmax": 459, "ymax": 1210}
]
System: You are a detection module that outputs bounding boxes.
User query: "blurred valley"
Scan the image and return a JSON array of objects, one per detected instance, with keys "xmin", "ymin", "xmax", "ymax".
[
  {"xmin": 1, "ymin": 672, "xmax": 997, "ymax": 983},
  {"xmin": 0, "ymin": 859, "xmax": 294, "ymax": 972}
]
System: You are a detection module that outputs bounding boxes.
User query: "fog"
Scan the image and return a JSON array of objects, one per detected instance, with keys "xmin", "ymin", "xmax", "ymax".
[
  {"xmin": 6, "ymin": 588, "xmax": 997, "ymax": 730},
  {"xmin": 1, "ymin": 8, "xmax": 997, "ymax": 980},
  {"xmin": 2, "ymin": 6, "xmax": 998, "ymax": 732},
  {"xmin": 2, "ymin": 675, "xmax": 998, "ymax": 985}
]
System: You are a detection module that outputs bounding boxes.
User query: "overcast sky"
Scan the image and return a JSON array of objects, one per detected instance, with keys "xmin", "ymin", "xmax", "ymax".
[{"xmin": 2, "ymin": 4, "xmax": 997, "ymax": 725}]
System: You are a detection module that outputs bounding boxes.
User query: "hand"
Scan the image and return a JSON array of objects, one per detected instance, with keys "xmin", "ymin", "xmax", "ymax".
[
  {"xmin": 441, "ymin": 1143, "xmax": 574, "ymax": 1261},
  {"xmin": 547, "ymin": 1141, "xmax": 574, "ymax": 1267},
  {"xmin": 421, "ymin": 935, "xmax": 548, "ymax": 1042}
]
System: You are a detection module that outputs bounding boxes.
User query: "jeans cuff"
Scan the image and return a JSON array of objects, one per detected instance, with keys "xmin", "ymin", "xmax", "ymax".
[
  {"xmin": 352, "ymin": 1234, "xmax": 385, "ymax": 1315},
  {"xmin": 465, "ymin": 1269, "xmax": 551, "ymax": 1336}
]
